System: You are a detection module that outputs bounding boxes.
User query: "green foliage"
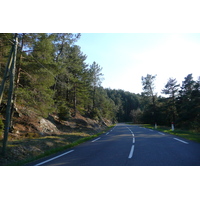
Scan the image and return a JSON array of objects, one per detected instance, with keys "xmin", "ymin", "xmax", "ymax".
[
  {"xmin": 0, "ymin": 34, "xmax": 13, "ymax": 64},
  {"xmin": 58, "ymin": 103, "xmax": 71, "ymax": 121},
  {"xmin": 141, "ymin": 74, "xmax": 157, "ymax": 97},
  {"xmin": 140, "ymin": 74, "xmax": 200, "ymax": 131},
  {"xmin": 90, "ymin": 108, "xmax": 100, "ymax": 120},
  {"xmin": 106, "ymin": 88, "xmax": 140, "ymax": 122},
  {"xmin": 1, "ymin": 33, "xmax": 119, "ymax": 123},
  {"xmin": 141, "ymin": 74, "xmax": 157, "ymax": 124},
  {"xmin": 16, "ymin": 68, "xmax": 55, "ymax": 118},
  {"xmin": 176, "ymin": 74, "xmax": 200, "ymax": 130},
  {"xmin": 130, "ymin": 108, "xmax": 142, "ymax": 124}
]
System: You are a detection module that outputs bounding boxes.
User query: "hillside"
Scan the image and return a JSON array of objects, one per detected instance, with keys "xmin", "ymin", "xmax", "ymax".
[{"xmin": 0, "ymin": 105, "xmax": 111, "ymax": 165}]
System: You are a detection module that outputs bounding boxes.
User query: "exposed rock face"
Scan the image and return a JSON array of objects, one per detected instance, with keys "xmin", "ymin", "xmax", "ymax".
[
  {"xmin": 11, "ymin": 106, "xmax": 112, "ymax": 139},
  {"xmin": 39, "ymin": 118, "xmax": 60, "ymax": 136}
]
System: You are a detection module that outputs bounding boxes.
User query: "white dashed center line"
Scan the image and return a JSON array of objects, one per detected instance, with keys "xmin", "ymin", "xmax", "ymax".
[
  {"xmin": 174, "ymin": 138, "xmax": 188, "ymax": 144},
  {"xmin": 91, "ymin": 137, "xmax": 101, "ymax": 142},
  {"xmin": 126, "ymin": 126, "xmax": 135, "ymax": 159},
  {"xmin": 128, "ymin": 145, "xmax": 135, "ymax": 159}
]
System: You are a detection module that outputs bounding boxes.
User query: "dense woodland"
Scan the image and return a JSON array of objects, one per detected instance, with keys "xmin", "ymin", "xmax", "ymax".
[{"xmin": 0, "ymin": 33, "xmax": 200, "ymax": 132}]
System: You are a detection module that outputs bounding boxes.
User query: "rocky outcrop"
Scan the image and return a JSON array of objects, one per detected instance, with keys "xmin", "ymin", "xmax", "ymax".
[
  {"xmin": 11, "ymin": 106, "xmax": 112, "ymax": 139},
  {"xmin": 38, "ymin": 118, "xmax": 60, "ymax": 136}
]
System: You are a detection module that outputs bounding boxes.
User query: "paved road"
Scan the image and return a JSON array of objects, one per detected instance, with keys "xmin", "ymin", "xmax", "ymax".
[{"xmin": 29, "ymin": 123, "xmax": 200, "ymax": 166}]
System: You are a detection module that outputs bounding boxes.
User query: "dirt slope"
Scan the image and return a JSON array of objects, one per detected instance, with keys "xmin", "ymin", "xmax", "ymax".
[{"xmin": 0, "ymin": 106, "xmax": 112, "ymax": 165}]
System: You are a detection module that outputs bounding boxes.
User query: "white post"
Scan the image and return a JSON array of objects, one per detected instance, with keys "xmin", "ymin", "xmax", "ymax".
[
  {"xmin": 155, "ymin": 123, "xmax": 157, "ymax": 129},
  {"xmin": 171, "ymin": 122, "xmax": 174, "ymax": 131}
]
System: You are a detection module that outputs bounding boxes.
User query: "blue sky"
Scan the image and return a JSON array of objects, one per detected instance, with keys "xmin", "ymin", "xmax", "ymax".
[{"xmin": 77, "ymin": 33, "xmax": 200, "ymax": 95}]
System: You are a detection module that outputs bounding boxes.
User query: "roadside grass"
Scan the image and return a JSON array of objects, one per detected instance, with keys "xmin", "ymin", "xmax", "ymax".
[
  {"xmin": 138, "ymin": 124, "xmax": 200, "ymax": 143},
  {"xmin": 0, "ymin": 125, "xmax": 115, "ymax": 166}
]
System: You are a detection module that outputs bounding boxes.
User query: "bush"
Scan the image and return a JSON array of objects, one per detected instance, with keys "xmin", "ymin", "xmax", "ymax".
[
  {"xmin": 90, "ymin": 108, "xmax": 100, "ymax": 120},
  {"xmin": 130, "ymin": 108, "xmax": 142, "ymax": 124},
  {"xmin": 58, "ymin": 104, "xmax": 71, "ymax": 121}
]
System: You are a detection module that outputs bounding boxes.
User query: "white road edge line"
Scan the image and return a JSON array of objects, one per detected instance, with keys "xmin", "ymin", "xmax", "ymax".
[
  {"xmin": 158, "ymin": 132, "xmax": 165, "ymax": 135},
  {"xmin": 174, "ymin": 138, "xmax": 188, "ymax": 144},
  {"xmin": 133, "ymin": 138, "xmax": 135, "ymax": 143},
  {"xmin": 106, "ymin": 132, "xmax": 109, "ymax": 135},
  {"xmin": 128, "ymin": 145, "xmax": 135, "ymax": 159},
  {"xmin": 91, "ymin": 137, "xmax": 101, "ymax": 142},
  {"xmin": 35, "ymin": 150, "xmax": 74, "ymax": 166}
]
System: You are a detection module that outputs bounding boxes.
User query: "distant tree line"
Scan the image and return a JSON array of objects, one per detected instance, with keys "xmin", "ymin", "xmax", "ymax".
[
  {"xmin": 106, "ymin": 73, "xmax": 200, "ymax": 132},
  {"xmin": 0, "ymin": 34, "xmax": 199, "ymax": 132}
]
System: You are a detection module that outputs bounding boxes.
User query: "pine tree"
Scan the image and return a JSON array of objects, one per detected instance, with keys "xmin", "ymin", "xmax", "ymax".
[
  {"xmin": 88, "ymin": 61, "xmax": 103, "ymax": 114},
  {"xmin": 141, "ymin": 74, "xmax": 157, "ymax": 126},
  {"xmin": 176, "ymin": 74, "xmax": 196, "ymax": 128},
  {"xmin": 16, "ymin": 33, "xmax": 57, "ymax": 117},
  {"xmin": 162, "ymin": 77, "xmax": 180, "ymax": 125}
]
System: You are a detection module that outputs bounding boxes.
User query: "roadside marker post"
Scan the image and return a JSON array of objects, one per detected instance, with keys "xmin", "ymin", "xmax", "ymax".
[{"xmin": 171, "ymin": 122, "xmax": 174, "ymax": 131}]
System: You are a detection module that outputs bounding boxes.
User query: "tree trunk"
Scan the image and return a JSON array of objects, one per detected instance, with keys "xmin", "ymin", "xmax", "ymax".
[
  {"xmin": 66, "ymin": 77, "xmax": 69, "ymax": 102},
  {"xmin": 2, "ymin": 34, "xmax": 18, "ymax": 156},
  {"xmin": 152, "ymin": 95, "xmax": 157, "ymax": 124},
  {"xmin": 10, "ymin": 34, "xmax": 25, "ymax": 130},
  {"xmin": 0, "ymin": 45, "xmax": 14, "ymax": 105},
  {"xmin": 92, "ymin": 86, "xmax": 96, "ymax": 110},
  {"xmin": 73, "ymin": 83, "xmax": 77, "ymax": 117},
  {"xmin": 172, "ymin": 92, "xmax": 176, "ymax": 124},
  {"xmin": 151, "ymin": 86, "xmax": 157, "ymax": 126}
]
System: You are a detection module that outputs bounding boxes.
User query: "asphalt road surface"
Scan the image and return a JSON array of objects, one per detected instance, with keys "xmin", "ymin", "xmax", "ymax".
[{"xmin": 29, "ymin": 123, "xmax": 200, "ymax": 166}]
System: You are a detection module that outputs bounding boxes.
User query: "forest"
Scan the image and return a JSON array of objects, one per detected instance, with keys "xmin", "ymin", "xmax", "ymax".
[{"xmin": 0, "ymin": 33, "xmax": 200, "ymax": 135}]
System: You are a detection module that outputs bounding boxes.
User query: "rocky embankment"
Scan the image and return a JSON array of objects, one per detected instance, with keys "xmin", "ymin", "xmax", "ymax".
[{"xmin": 0, "ymin": 106, "xmax": 112, "ymax": 165}]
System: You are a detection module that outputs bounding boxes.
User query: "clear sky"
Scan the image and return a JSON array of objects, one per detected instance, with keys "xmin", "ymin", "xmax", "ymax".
[{"xmin": 77, "ymin": 33, "xmax": 200, "ymax": 95}]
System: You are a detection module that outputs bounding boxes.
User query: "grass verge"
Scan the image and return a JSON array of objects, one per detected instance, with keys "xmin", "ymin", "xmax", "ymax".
[
  {"xmin": 0, "ymin": 125, "xmax": 114, "ymax": 166},
  {"xmin": 139, "ymin": 124, "xmax": 200, "ymax": 143}
]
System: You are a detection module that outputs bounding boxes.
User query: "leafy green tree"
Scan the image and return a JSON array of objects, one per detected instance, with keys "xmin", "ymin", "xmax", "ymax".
[
  {"xmin": 162, "ymin": 77, "xmax": 180, "ymax": 125},
  {"xmin": 190, "ymin": 76, "xmax": 200, "ymax": 130},
  {"xmin": 16, "ymin": 33, "xmax": 57, "ymax": 117},
  {"xmin": 67, "ymin": 45, "xmax": 88, "ymax": 116},
  {"xmin": 88, "ymin": 61, "xmax": 103, "ymax": 113},
  {"xmin": 53, "ymin": 33, "xmax": 80, "ymax": 63},
  {"xmin": 130, "ymin": 108, "xmax": 142, "ymax": 124},
  {"xmin": 91, "ymin": 87, "xmax": 117, "ymax": 121},
  {"xmin": 141, "ymin": 74, "xmax": 157, "ymax": 126},
  {"xmin": 106, "ymin": 89, "xmax": 140, "ymax": 122},
  {"xmin": 105, "ymin": 89, "xmax": 124, "ymax": 121},
  {"xmin": 176, "ymin": 74, "xmax": 196, "ymax": 129},
  {"xmin": 0, "ymin": 33, "xmax": 13, "ymax": 70}
]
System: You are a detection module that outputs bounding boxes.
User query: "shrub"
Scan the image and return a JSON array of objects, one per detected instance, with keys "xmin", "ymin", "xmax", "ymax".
[{"xmin": 58, "ymin": 104, "xmax": 71, "ymax": 121}]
